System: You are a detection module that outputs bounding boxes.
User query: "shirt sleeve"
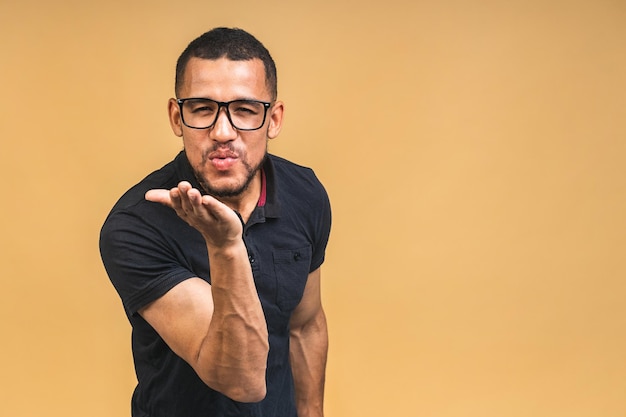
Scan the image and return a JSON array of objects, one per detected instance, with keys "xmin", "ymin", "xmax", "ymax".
[
  {"xmin": 99, "ymin": 204, "xmax": 198, "ymax": 317},
  {"xmin": 309, "ymin": 175, "xmax": 332, "ymax": 273}
]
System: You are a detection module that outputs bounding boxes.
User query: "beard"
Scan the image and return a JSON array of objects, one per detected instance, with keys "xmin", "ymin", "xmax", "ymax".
[{"xmin": 193, "ymin": 142, "xmax": 267, "ymax": 198}]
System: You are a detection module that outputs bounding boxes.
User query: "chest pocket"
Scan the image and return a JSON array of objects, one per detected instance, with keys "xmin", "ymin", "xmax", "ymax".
[{"xmin": 273, "ymin": 246, "xmax": 312, "ymax": 312}]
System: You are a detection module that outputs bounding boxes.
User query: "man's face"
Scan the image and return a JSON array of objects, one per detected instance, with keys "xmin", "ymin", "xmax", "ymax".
[{"xmin": 168, "ymin": 57, "xmax": 283, "ymax": 199}]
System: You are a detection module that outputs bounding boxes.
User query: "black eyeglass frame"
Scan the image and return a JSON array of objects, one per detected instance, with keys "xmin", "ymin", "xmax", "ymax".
[{"xmin": 176, "ymin": 98, "xmax": 272, "ymax": 131}]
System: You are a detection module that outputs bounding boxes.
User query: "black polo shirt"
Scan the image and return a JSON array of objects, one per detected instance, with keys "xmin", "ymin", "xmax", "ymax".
[{"xmin": 99, "ymin": 151, "xmax": 331, "ymax": 417}]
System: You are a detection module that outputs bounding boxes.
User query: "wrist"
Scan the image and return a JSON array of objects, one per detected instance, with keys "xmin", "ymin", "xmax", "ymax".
[{"xmin": 206, "ymin": 238, "xmax": 246, "ymax": 259}]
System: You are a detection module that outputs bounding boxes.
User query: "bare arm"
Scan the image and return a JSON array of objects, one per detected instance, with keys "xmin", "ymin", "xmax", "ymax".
[
  {"xmin": 141, "ymin": 182, "xmax": 269, "ymax": 402},
  {"xmin": 289, "ymin": 267, "xmax": 328, "ymax": 417}
]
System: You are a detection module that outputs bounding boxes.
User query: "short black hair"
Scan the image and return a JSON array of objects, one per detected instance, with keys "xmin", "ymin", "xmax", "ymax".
[{"xmin": 175, "ymin": 27, "xmax": 277, "ymax": 100}]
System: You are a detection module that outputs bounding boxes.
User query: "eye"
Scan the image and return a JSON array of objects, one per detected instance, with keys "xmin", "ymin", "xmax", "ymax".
[
  {"xmin": 186, "ymin": 100, "xmax": 217, "ymax": 114},
  {"xmin": 231, "ymin": 101, "xmax": 262, "ymax": 115}
]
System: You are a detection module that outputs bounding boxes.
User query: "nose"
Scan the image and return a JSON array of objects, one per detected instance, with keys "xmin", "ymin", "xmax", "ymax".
[{"xmin": 209, "ymin": 108, "xmax": 238, "ymax": 142}]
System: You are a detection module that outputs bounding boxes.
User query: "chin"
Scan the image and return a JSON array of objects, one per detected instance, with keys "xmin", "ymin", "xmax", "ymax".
[{"xmin": 198, "ymin": 176, "xmax": 253, "ymax": 198}]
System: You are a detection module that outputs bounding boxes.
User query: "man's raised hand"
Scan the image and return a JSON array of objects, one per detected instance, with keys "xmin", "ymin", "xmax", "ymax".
[{"xmin": 145, "ymin": 182, "xmax": 243, "ymax": 248}]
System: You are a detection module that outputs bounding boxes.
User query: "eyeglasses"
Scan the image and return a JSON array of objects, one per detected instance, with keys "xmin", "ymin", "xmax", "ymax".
[{"xmin": 177, "ymin": 98, "xmax": 272, "ymax": 131}]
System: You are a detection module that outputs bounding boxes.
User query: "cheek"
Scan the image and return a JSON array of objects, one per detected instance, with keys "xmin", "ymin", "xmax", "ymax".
[
  {"xmin": 182, "ymin": 136, "xmax": 209, "ymax": 164},
  {"xmin": 239, "ymin": 135, "xmax": 267, "ymax": 159},
  {"xmin": 250, "ymin": 135, "xmax": 269, "ymax": 153},
  {"xmin": 247, "ymin": 144, "xmax": 266, "ymax": 166}
]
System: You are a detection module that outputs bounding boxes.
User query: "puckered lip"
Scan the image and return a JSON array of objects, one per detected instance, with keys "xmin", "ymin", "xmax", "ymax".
[{"xmin": 208, "ymin": 150, "xmax": 239, "ymax": 160}]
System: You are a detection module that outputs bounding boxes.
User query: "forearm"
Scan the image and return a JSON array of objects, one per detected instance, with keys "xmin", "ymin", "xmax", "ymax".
[
  {"xmin": 143, "ymin": 184, "xmax": 269, "ymax": 401},
  {"xmin": 200, "ymin": 240, "xmax": 269, "ymax": 402},
  {"xmin": 290, "ymin": 308, "xmax": 328, "ymax": 417}
]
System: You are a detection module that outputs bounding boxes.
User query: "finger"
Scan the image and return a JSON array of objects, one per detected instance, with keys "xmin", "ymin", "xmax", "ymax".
[
  {"xmin": 186, "ymin": 187, "xmax": 203, "ymax": 207},
  {"xmin": 174, "ymin": 182, "xmax": 194, "ymax": 213},
  {"xmin": 177, "ymin": 181, "xmax": 193, "ymax": 194},
  {"xmin": 145, "ymin": 189, "xmax": 173, "ymax": 207},
  {"xmin": 169, "ymin": 187, "xmax": 183, "ymax": 210}
]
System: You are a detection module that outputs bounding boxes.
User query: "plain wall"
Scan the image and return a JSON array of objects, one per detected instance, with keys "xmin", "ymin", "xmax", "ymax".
[{"xmin": 1, "ymin": 1, "xmax": 624, "ymax": 416}]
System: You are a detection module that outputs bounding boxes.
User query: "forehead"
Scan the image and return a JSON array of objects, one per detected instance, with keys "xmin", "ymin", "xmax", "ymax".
[{"xmin": 181, "ymin": 57, "xmax": 269, "ymax": 100}]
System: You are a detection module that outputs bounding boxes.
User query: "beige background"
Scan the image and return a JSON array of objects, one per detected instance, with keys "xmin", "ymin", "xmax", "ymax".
[{"xmin": 1, "ymin": 0, "xmax": 625, "ymax": 416}]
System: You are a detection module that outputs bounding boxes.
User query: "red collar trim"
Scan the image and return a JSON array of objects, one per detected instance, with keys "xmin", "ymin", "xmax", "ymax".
[{"xmin": 257, "ymin": 169, "xmax": 267, "ymax": 207}]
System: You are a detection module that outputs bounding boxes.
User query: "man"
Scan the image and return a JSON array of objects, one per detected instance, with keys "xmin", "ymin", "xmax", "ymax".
[{"xmin": 100, "ymin": 27, "xmax": 332, "ymax": 417}]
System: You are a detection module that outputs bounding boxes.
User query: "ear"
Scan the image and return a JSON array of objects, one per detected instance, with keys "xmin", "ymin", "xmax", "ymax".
[
  {"xmin": 266, "ymin": 101, "xmax": 284, "ymax": 139},
  {"xmin": 168, "ymin": 98, "xmax": 183, "ymax": 137}
]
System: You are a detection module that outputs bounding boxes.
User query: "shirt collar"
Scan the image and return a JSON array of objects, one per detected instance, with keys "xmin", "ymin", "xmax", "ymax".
[{"xmin": 259, "ymin": 155, "xmax": 280, "ymax": 218}]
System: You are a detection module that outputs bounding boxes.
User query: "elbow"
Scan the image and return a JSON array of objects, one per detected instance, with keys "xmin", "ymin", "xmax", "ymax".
[
  {"xmin": 226, "ymin": 381, "xmax": 267, "ymax": 403},
  {"xmin": 193, "ymin": 325, "xmax": 270, "ymax": 402},
  {"xmin": 211, "ymin": 375, "xmax": 267, "ymax": 403},
  {"xmin": 198, "ymin": 364, "xmax": 268, "ymax": 403}
]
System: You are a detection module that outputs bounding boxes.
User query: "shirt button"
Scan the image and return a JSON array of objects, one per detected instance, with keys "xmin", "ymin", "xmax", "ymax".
[{"xmin": 249, "ymin": 255, "xmax": 256, "ymax": 264}]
